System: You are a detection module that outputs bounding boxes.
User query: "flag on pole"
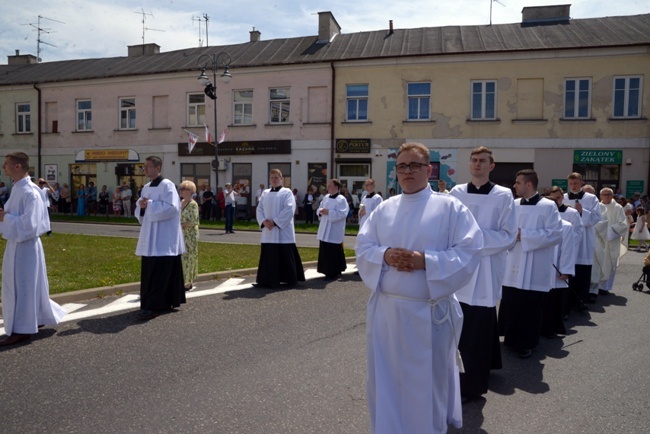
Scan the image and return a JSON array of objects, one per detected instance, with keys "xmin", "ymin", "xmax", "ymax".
[
  {"xmin": 187, "ymin": 131, "xmax": 199, "ymax": 153},
  {"xmin": 217, "ymin": 127, "xmax": 227, "ymax": 144},
  {"xmin": 204, "ymin": 124, "xmax": 213, "ymax": 144}
]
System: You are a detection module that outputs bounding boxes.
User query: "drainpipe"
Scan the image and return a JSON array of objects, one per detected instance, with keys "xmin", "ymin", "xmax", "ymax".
[
  {"xmin": 33, "ymin": 83, "xmax": 42, "ymax": 178},
  {"xmin": 330, "ymin": 62, "xmax": 336, "ymax": 179}
]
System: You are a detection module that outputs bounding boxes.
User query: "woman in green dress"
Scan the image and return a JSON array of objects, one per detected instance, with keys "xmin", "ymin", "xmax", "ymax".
[{"xmin": 179, "ymin": 180, "xmax": 200, "ymax": 290}]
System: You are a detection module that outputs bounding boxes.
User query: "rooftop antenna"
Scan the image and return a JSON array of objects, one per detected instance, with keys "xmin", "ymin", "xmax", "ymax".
[
  {"xmin": 490, "ymin": 0, "xmax": 506, "ymax": 26},
  {"xmin": 203, "ymin": 14, "xmax": 210, "ymax": 47},
  {"xmin": 191, "ymin": 15, "xmax": 204, "ymax": 47},
  {"xmin": 24, "ymin": 15, "xmax": 65, "ymax": 63},
  {"xmin": 134, "ymin": 8, "xmax": 164, "ymax": 45}
]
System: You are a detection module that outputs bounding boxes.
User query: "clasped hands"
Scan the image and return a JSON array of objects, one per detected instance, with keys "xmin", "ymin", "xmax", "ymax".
[
  {"xmin": 139, "ymin": 197, "xmax": 149, "ymax": 209},
  {"xmin": 262, "ymin": 219, "xmax": 275, "ymax": 230},
  {"xmin": 384, "ymin": 247, "xmax": 425, "ymax": 272}
]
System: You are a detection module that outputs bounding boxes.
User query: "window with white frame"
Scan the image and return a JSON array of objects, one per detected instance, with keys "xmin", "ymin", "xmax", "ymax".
[
  {"xmin": 77, "ymin": 100, "xmax": 92, "ymax": 131},
  {"xmin": 407, "ymin": 82, "xmax": 431, "ymax": 120},
  {"xmin": 187, "ymin": 93, "xmax": 205, "ymax": 126},
  {"xmin": 613, "ymin": 76, "xmax": 642, "ymax": 118},
  {"xmin": 347, "ymin": 84, "xmax": 368, "ymax": 121},
  {"xmin": 564, "ymin": 78, "xmax": 591, "ymax": 119},
  {"xmin": 471, "ymin": 80, "xmax": 496, "ymax": 120},
  {"xmin": 16, "ymin": 103, "xmax": 31, "ymax": 133},
  {"xmin": 119, "ymin": 97, "xmax": 136, "ymax": 129},
  {"xmin": 269, "ymin": 88, "xmax": 290, "ymax": 123},
  {"xmin": 234, "ymin": 90, "xmax": 253, "ymax": 125}
]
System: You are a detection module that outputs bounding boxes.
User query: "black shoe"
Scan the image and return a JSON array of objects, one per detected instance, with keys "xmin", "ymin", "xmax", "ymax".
[
  {"xmin": 598, "ymin": 289, "xmax": 611, "ymax": 296},
  {"xmin": 518, "ymin": 349, "xmax": 533, "ymax": 359},
  {"xmin": 137, "ymin": 309, "xmax": 159, "ymax": 320},
  {"xmin": 587, "ymin": 294, "xmax": 598, "ymax": 303}
]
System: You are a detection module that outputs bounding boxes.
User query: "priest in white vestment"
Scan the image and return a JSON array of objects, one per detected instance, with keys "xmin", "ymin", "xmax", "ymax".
[
  {"xmin": 563, "ymin": 173, "xmax": 605, "ymax": 309},
  {"xmin": 135, "ymin": 156, "xmax": 186, "ymax": 320},
  {"xmin": 255, "ymin": 168, "xmax": 305, "ymax": 287},
  {"xmin": 597, "ymin": 188, "xmax": 628, "ymax": 293},
  {"xmin": 449, "ymin": 146, "xmax": 517, "ymax": 402},
  {"xmin": 316, "ymin": 179, "xmax": 349, "ymax": 279},
  {"xmin": 356, "ymin": 143, "xmax": 483, "ymax": 434},
  {"xmin": 499, "ymin": 169, "xmax": 562, "ymax": 358},
  {"xmin": 0, "ymin": 152, "xmax": 65, "ymax": 346}
]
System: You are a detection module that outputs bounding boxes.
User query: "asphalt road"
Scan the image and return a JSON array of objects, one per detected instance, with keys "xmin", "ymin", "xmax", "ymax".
[{"xmin": 1, "ymin": 223, "xmax": 649, "ymax": 433}]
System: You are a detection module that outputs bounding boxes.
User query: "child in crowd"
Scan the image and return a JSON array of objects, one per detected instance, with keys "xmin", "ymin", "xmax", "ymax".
[{"xmin": 631, "ymin": 206, "xmax": 650, "ymax": 252}]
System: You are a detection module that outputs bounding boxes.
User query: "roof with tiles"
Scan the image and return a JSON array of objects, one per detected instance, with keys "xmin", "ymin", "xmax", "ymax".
[{"xmin": 1, "ymin": 13, "xmax": 649, "ymax": 86}]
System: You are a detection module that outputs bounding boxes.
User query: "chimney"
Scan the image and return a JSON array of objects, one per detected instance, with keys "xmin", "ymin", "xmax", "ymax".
[
  {"xmin": 250, "ymin": 27, "xmax": 261, "ymax": 42},
  {"xmin": 388, "ymin": 20, "xmax": 394, "ymax": 35},
  {"xmin": 317, "ymin": 11, "xmax": 341, "ymax": 44},
  {"xmin": 522, "ymin": 4, "xmax": 571, "ymax": 26},
  {"xmin": 8, "ymin": 49, "xmax": 38, "ymax": 65},
  {"xmin": 127, "ymin": 43, "xmax": 161, "ymax": 57}
]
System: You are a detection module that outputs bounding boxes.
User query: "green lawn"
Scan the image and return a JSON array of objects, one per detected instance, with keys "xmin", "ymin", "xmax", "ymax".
[{"xmin": 0, "ymin": 233, "xmax": 355, "ymax": 296}]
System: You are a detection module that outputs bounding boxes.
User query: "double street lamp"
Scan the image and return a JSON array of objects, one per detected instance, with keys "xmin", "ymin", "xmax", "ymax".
[{"xmin": 197, "ymin": 51, "xmax": 232, "ymax": 193}]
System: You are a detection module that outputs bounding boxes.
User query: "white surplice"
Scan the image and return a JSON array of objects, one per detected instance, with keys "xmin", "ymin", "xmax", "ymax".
[
  {"xmin": 355, "ymin": 188, "xmax": 483, "ymax": 433},
  {"xmin": 599, "ymin": 201, "xmax": 628, "ymax": 291},
  {"xmin": 591, "ymin": 202, "xmax": 609, "ymax": 287},
  {"xmin": 503, "ymin": 197, "xmax": 562, "ymax": 292},
  {"xmin": 450, "ymin": 184, "xmax": 517, "ymax": 307},
  {"xmin": 359, "ymin": 193, "xmax": 383, "ymax": 229},
  {"xmin": 563, "ymin": 191, "xmax": 605, "ymax": 265},
  {"xmin": 554, "ymin": 219, "xmax": 577, "ymax": 288},
  {"xmin": 316, "ymin": 194, "xmax": 348, "ymax": 244},
  {"xmin": 135, "ymin": 178, "xmax": 185, "ymax": 257},
  {"xmin": 256, "ymin": 187, "xmax": 297, "ymax": 244},
  {"xmin": 0, "ymin": 177, "xmax": 65, "ymax": 335}
]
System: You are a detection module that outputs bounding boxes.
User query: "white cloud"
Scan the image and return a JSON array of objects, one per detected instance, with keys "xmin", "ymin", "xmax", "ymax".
[{"xmin": 1, "ymin": 0, "xmax": 648, "ymax": 64}]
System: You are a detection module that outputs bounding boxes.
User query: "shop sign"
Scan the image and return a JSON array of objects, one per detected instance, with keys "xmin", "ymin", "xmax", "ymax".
[
  {"xmin": 573, "ymin": 150, "xmax": 622, "ymax": 164},
  {"xmin": 335, "ymin": 138, "xmax": 371, "ymax": 154},
  {"xmin": 626, "ymin": 180, "xmax": 645, "ymax": 197},
  {"xmin": 84, "ymin": 149, "xmax": 130, "ymax": 161},
  {"xmin": 178, "ymin": 140, "xmax": 291, "ymax": 156},
  {"xmin": 551, "ymin": 179, "xmax": 568, "ymax": 191}
]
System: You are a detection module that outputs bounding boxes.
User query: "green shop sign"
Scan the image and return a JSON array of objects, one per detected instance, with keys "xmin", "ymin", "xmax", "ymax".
[{"xmin": 573, "ymin": 150, "xmax": 622, "ymax": 164}]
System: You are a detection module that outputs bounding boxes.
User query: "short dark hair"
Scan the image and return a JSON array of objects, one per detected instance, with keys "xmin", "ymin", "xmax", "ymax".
[
  {"xmin": 470, "ymin": 146, "xmax": 494, "ymax": 164},
  {"xmin": 6, "ymin": 152, "xmax": 29, "ymax": 170},
  {"xmin": 517, "ymin": 169, "xmax": 538, "ymax": 189},
  {"xmin": 548, "ymin": 185, "xmax": 564, "ymax": 194},
  {"xmin": 331, "ymin": 178, "xmax": 342, "ymax": 189},
  {"xmin": 146, "ymin": 156, "xmax": 163, "ymax": 168}
]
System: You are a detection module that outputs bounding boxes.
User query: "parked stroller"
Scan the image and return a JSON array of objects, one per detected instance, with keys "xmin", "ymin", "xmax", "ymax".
[{"xmin": 632, "ymin": 261, "xmax": 650, "ymax": 292}]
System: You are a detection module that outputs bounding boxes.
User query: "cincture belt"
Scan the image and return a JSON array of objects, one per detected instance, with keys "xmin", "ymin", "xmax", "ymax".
[{"xmin": 379, "ymin": 291, "xmax": 465, "ymax": 372}]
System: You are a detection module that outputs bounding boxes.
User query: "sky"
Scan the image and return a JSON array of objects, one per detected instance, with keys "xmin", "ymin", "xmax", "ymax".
[{"xmin": 1, "ymin": 0, "xmax": 648, "ymax": 64}]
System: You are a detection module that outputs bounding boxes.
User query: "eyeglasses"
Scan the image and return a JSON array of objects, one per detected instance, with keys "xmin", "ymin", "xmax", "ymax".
[{"xmin": 395, "ymin": 162, "xmax": 429, "ymax": 174}]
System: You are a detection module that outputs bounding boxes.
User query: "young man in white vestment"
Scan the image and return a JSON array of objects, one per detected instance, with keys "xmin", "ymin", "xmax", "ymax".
[
  {"xmin": 546, "ymin": 186, "xmax": 583, "ymax": 324},
  {"xmin": 498, "ymin": 169, "xmax": 562, "ymax": 358},
  {"xmin": 542, "ymin": 187, "xmax": 579, "ymax": 337},
  {"xmin": 316, "ymin": 178, "xmax": 349, "ymax": 280},
  {"xmin": 358, "ymin": 178, "xmax": 382, "ymax": 229},
  {"xmin": 563, "ymin": 173, "xmax": 605, "ymax": 309},
  {"xmin": 134, "ymin": 156, "xmax": 186, "ymax": 320},
  {"xmin": 596, "ymin": 188, "xmax": 628, "ymax": 295},
  {"xmin": 0, "ymin": 152, "xmax": 65, "ymax": 346},
  {"xmin": 255, "ymin": 169, "xmax": 305, "ymax": 287},
  {"xmin": 449, "ymin": 146, "xmax": 517, "ymax": 403},
  {"xmin": 356, "ymin": 142, "xmax": 483, "ymax": 434}
]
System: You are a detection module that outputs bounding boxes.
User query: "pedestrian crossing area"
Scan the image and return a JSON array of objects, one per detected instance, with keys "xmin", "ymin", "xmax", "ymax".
[{"xmin": 0, "ymin": 264, "xmax": 358, "ymax": 335}]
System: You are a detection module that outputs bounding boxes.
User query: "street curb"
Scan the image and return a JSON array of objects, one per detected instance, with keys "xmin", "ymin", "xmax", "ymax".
[{"xmin": 47, "ymin": 257, "xmax": 357, "ymax": 305}]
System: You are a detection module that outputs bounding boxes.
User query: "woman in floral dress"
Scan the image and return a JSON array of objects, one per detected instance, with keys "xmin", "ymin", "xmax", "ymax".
[{"xmin": 179, "ymin": 180, "xmax": 200, "ymax": 290}]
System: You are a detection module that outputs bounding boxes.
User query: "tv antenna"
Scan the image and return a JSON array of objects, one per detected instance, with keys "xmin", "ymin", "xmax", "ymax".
[
  {"xmin": 24, "ymin": 15, "xmax": 65, "ymax": 62},
  {"xmin": 489, "ymin": 0, "xmax": 506, "ymax": 26},
  {"xmin": 134, "ymin": 8, "xmax": 164, "ymax": 45},
  {"xmin": 191, "ymin": 15, "xmax": 204, "ymax": 47},
  {"xmin": 203, "ymin": 14, "xmax": 210, "ymax": 47}
]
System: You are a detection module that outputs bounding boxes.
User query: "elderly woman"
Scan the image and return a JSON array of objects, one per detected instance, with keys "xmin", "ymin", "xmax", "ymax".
[{"xmin": 179, "ymin": 180, "xmax": 200, "ymax": 290}]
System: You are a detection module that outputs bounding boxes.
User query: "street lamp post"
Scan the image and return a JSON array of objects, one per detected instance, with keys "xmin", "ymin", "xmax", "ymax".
[{"xmin": 197, "ymin": 51, "xmax": 232, "ymax": 195}]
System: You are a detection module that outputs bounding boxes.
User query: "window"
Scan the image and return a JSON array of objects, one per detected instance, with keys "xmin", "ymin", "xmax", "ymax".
[
  {"xmin": 613, "ymin": 76, "xmax": 642, "ymax": 118},
  {"xmin": 187, "ymin": 93, "xmax": 205, "ymax": 126},
  {"xmin": 119, "ymin": 97, "xmax": 136, "ymax": 129},
  {"xmin": 16, "ymin": 103, "xmax": 31, "ymax": 133},
  {"xmin": 77, "ymin": 100, "xmax": 92, "ymax": 131},
  {"xmin": 269, "ymin": 88, "xmax": 290, "ymax": 123},
  {"xmin": 346, "ymin": 84, "xmax": 368, "ymax": 121},
  {"xmin": 564, "ymin": 78, "xmax": 591, "ymax": 119},
  {"xmin": 471, "ymin": 81, "xmax": 496, "ymax": 120},
  {"xmin": 234, "ymin": 90, "xmax": 253, "ymax": 125},
  {"xmin": 407, "ymin": 82, "xmax": 431, "ymax": 120}
]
